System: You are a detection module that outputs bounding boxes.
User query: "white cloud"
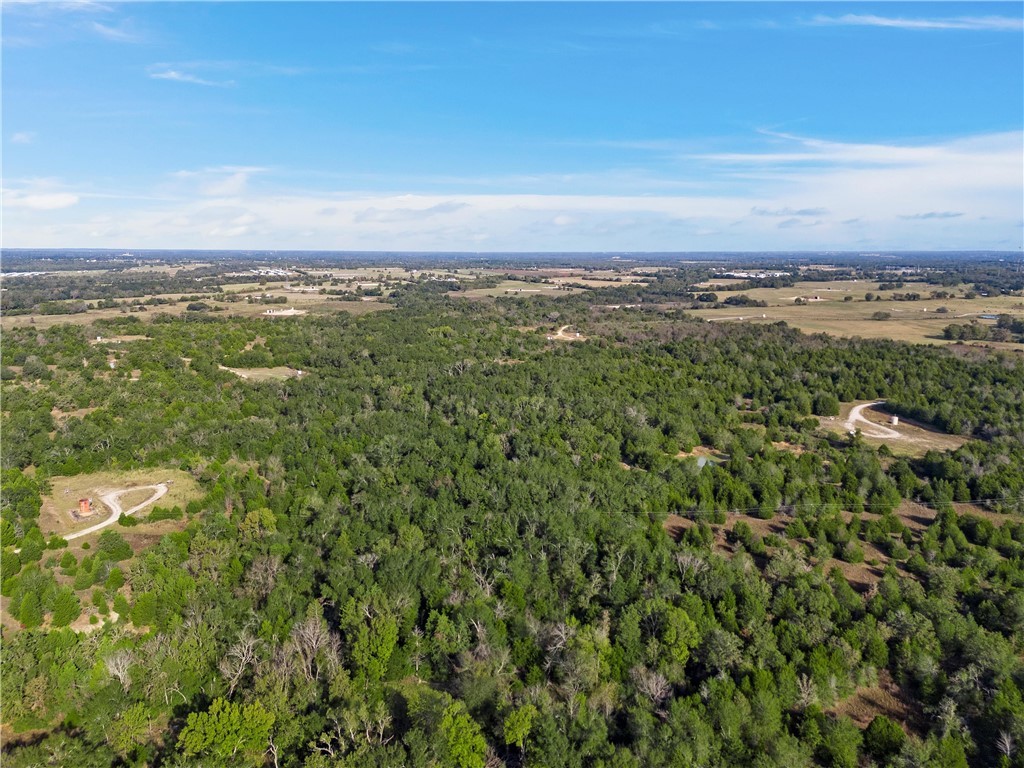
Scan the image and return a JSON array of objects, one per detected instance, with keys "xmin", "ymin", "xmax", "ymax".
[
  {"xmin": 354, "ymin": 201, "xmax": 468, "ymax": 223},
  {"xmin": 3, "ymin": 189, "xmax": 79, "ymax": 210},
  {"xmin": 175, "ymin": 166, "xmax": 265, "ymax": 197},
  {"xmin": 10, "ymin": 132, "xmax": 36, "ymax": 145},
  {"xmin": 149, "ymin": 69, "xmax": 234, "ymax": 87},
  {"xmin": 4, "ymin": 132, "xmax": 1021, "ymax": 251},
  {"xmin": 810, "ymin": 14, "xmax": 1023, "ymax": 32},
  {"xmin": 201, "ymin": 171, "xmax": 253, "ymax": 197}
]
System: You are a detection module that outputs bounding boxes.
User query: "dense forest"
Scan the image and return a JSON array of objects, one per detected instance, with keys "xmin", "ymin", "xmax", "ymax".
[{"xmin": 1, "ymin": 274, "xmax": 1023, "ymax": 767}]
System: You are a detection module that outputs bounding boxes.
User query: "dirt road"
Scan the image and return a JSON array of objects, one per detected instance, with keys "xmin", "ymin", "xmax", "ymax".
[
  {"xmin": 844, "ymin": 402, "xmax": 901, "ymax": 440},
  {"xmin": 550, "ymin": 325, "xmax": 585, "ymax": 341},
  {"xmin": 64, "ymin": 483, "xmax": 169, "ymax": 541}
]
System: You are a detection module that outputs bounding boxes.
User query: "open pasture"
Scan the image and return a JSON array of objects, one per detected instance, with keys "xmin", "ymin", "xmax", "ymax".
[{"xmin": 688, "ymin": 280, "xmax": 1024, "ymax": 348}]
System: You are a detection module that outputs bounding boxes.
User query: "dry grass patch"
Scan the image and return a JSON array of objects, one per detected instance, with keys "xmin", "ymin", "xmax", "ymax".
[
  {"xmin": 831, "ymin": 670, "xmax": 925, "ymax": 735},
  {"xmin": 88, "ymin": 334, "xmax": 149, "ymax": 344},
  {"xmin": 675, "ymin": 446, "xmax": 728, "ymax": 463},
  {"xmin": 117, "ymin": 487, "xmax": 159, "ymax": 510},
  {"xmin": 663, "ymin": 513, "xmax": 693, "ymax": 540},
  {"xmin": 50, "ymin": 406, "xmax": 98, "ymax": 423},
  {"xmin": 820, "ymin": 556, "xmax": 887, "ymax": 592},
  {"xmin": 771, "ymin": 441, "xmax": 806, "ymax": 455}
]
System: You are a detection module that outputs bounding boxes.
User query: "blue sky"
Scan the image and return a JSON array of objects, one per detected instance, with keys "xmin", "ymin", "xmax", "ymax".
[{"xmin": 3, "ymin": 1, "xmax": 1022, "ymax": 251}]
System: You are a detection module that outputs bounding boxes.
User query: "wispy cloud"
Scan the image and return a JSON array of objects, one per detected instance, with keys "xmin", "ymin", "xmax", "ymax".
[
  {"xmin": 90, "ymin": 20, "xmax": 141, "ymax": 43},
  {"xmin": 354, "ymin": 201, "xmax": 468, "ymax": 223},
  {"xmin": 777, "ymin": 217, "xmax": 822, "ymax": 229},
  {"xmin": 2, "ymin": 1, "xmax": 112, "ymax": 13},
  {"xmin": 751, "ymin": 206, "xmax": 828, "ymax": 217},
  {"xmin": 809, "ymin": 14, "xmax": 1023, "ymax": 32},
  {"xmin": 146, "ymin": 60, "xmax": 308, "ymax": 87},
  {"xmin": 899, "ymin": 211, "xmax": 964, "ymax": 220},
  {"xmin": 149, "ymin": 69, "xmax": 235, "ymax": 87},
  {"xmin": 10, "ymin": 132, "xmax": 36, "ymax": 145}
]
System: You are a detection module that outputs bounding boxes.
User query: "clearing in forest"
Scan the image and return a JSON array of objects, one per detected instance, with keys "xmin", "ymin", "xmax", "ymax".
[
  {"xmin": 38, "ymin": 468, "xmax": 202, "ymax": 540},
  {"xmin": 218, "ymin": 364, "xmax": 305, "ymax": 381},
  {"xmin": 675, "ymin": 446, "xmax": 728, "ymax": 465},
  {"xmin": 830, "ymin": 670, "xmax": 926, "ymax": 735},
  {"xmin": 818, "ymin": 401, "xmax": 968, "ymax": 456},
  {"xmin": 547, "ymin": 325, "xmax": 586, "ymax": 342}
]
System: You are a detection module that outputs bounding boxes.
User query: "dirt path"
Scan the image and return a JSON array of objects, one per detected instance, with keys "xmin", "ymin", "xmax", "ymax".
[
  {"xmin": 64, "ymin": 484, "xmax": 168, "ymax": 541},
  {"xmin": 550, "ymin": 325, "xmax": 585, "ymax": 341},
  {"xmin": 845, "ymin": 402, "xmax": 901, "ymax": 440}
]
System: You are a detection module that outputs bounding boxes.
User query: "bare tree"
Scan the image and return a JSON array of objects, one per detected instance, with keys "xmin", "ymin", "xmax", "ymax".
[
  {"xmin": 796, "ymin": 674, "xmax": 817, "ymax": 709},
  {"xmin": 219, "ymin": 632, "xmax": 262, "ymax": 697},
  {"xmin": 936, "ymin": 696, "xmax": 963, "ymax": 738},
  {"xmin": 630, "ymin": 666, "xmax": 671, "ymax": 708},
  {"xmin": 243, "ymin": 554, "xmax": 282, "ymax": 605},
  {"xmin": 996, "ymin": 731, "xmax": 1015, "ymax": 761},
  {"xmin": 409, "ymin": 626, "xmax": 425, "ymax": 676},
  {"xmin": 105, "ymin": 650, "xmax": 134, "ymax": 692},
  {"xmin": 289, "ymin": 608, "xmax": 339, "ymax": 683},
  {"xmin": 675, "ymin": 551, "xmax": 708, "ymax": 581}
]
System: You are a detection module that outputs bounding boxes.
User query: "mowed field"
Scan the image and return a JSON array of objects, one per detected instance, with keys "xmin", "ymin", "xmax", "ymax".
[{"xmin": 687, "ymin": 280, "xmax": 1024, "ymax": 349}]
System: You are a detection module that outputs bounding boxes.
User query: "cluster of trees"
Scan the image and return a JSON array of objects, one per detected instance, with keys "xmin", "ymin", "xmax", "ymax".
[
  {"xmin": 1, "ymin": 278, "xmax": 1023, "ymax": 767},
  {"xmin": 943, "ymin": 323, "xmax": 1015, "ymax": 343}
]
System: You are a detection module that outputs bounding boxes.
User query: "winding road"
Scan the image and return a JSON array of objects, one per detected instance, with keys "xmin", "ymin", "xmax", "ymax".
[
  {"xmin": 64, "ymin": 483, "xmax": 169, "ymax": 541},
  {"xmin": 844, "ymin": 402, "xmax": 901, "ymax": 440}
]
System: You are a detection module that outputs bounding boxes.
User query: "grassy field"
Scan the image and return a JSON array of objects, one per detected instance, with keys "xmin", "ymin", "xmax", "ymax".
[
  {"xmin": 687, "ymin": 281, "xmax": 1024, "ymax": 349},
  {"xmin": 38, "ymin": 468, "xmax": 202, "ymax": 540}
]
